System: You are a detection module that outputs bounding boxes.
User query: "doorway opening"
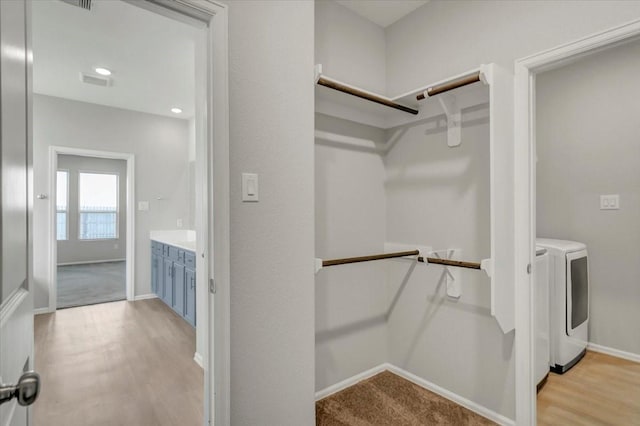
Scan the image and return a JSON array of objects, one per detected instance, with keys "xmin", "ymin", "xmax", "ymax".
[
  {"xmin": 31, "ymin": 0, "xmax": 214, "ymax": 424},
  {"xmin": 514, "ymin": 19, "xmax": 640, "ymax": 426},
  {"xmin": 53, "ymin": 152, "xmax": 131, "ymax": 309}
]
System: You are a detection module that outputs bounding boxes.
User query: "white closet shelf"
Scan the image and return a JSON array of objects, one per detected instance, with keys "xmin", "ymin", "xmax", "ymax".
[{"xmin": 315, "ymin": 64, "xmax": 490, "ymax": 130}]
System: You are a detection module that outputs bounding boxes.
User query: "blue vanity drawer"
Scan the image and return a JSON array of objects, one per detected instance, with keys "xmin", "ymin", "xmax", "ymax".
[
  {"xmin": 185, "ymin": 251, "xmax": 196, "ymax": 268},
  {"xmin": 178, "ymin": 250, "xmax": 185, "ymax": 264},
  {"xmin": 152, "ymin": 241, "xmax": 163, "ymax": 255},
  {"xmin": 168, "ymin": 246, "xmax": 180, "ymax": 261}
]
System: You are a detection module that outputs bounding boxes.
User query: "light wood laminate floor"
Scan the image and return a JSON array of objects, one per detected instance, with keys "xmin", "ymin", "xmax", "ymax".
[
  {"xmin": 34, "ymin": 299, "xmax": 203, "ymax": 426},
  {"xmin": 538, "ymin": 350, "xmax": 640, "ymax": 425}
]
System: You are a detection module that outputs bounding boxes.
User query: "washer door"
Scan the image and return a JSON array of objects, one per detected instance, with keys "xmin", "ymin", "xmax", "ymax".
[{"xmin": 566, "ymin": 249, "xmax": 589, "ymax": 336}]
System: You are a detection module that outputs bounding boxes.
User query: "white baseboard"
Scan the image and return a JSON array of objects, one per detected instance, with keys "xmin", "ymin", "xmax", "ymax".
[
  {"xmin": 194, "ymin": 352, "xmax": 204, "ymax": 369},
  {"xmin": 57, "ymin": 258, "xmax": 126, "ymax": 266},
  {"xmin": 588, "ymin": 342, "xmax": 640, "ymax": 363},
  {"xmin": 315, "ymin": 363, "xmax": 514, "ymax": 426},
  {"xmin": 315, "ymin": 363, "xmax": 388, "ymax": 401},
  {"xmin": 133, "ymin": 293, "xmax": 157, "ymax": 301},
  {"xmin": 34, "ymin": 307, "xmax": 54, "ymax": 315}
]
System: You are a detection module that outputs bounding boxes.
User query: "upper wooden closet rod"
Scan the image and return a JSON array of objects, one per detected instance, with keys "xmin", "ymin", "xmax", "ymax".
[
  {"xmin": 316, "ymin": 76, "xmax": 419, "ymax": 115},
  {"xmin": 321, "ymin": 250, "xmax": 482, "ymax": 270},
  {"xmin": 416, "ymin": 71, "xmax": 482, "ymax": 100}
]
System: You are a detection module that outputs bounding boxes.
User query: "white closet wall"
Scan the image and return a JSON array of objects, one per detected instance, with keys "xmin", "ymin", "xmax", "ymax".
[
  {"xmin": 385, "ymin": 0, "xmax": 640, "ymax": 95},
  {"xmin": 315, "ymin": 114, "xmax": 388, "ymax": 391},
  {"xmin": 315, "ymin": 1, "xmax": 515, "ymax": 420},
  {"xmin": 315, "ymin": 1, "xmax": 389, "ymax": 391},
  {"xmin": 384, "ymin": 99, "xmax": 515, "ymax": 418}
]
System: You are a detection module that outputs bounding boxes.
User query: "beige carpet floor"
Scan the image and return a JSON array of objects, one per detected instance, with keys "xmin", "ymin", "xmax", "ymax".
[{"xmin": 316, "ymin": 371, "xmax": 495, "ymax": 426}]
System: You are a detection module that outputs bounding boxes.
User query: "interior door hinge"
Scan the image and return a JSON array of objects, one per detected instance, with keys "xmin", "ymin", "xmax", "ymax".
[
  {"xmin": 526, "ymin": 263, "xmax": 531, "ymax": 274},
  {"xmin": 209, "ymin": 278, "xmax": 216, "ymax": 294}
]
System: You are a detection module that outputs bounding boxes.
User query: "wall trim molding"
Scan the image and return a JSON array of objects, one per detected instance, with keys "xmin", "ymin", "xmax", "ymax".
[
  {"xmin": 315, "ymin": 363, "xmax": 388, "ymax": 401},
  {"xmin": 57, "ymin": 259, "xmax": 126, "ymax": 266},
  {"xmin": 133, "ymin": 293, "xmax": 157, "ymax": 301},
  {"xmin": 33, "ymin": 307, "xmax": 54, "ymax": 315},
  {"xmin": 588, "ymin": 343, "xmax": 640, "ymax": 363},
  {"xmin": 315, "ymin": 363, "xmax": 514, "ymax": 426},
  {"xmin": 194, "ymin": 352, "xmax": 204, "ymax": 369}
]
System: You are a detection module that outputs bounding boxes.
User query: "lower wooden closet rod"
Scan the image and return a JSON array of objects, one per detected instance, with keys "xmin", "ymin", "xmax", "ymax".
[{"xmin": 321, "ymin": 250, "xmax": 482, "ymax": 270}]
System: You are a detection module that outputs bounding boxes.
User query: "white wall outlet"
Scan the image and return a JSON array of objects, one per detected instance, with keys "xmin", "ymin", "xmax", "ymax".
[
  {"xmin": 600, "ymin": 194, "xmax": 620, "ymax": 210},
  {"xmin": 138, "ymin": 201, "xmax": 149, "ymax": 211},
  {"xmin": 242, "ymin": 173, "xmax": 259, "ymax": 202},
  {"xmin": 114, "ymin": 243, "xmax": 119, "ymax": 250},
  {"xmin": 177, "ymin": 218, "xmax": 183, "ymax": 228}
]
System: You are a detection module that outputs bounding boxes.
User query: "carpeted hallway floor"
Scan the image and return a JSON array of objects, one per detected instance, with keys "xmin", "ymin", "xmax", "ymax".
[
  {"xmin": 57, "ymin": 261, "xmax": 126, "ymax": 308},
  {"xmin": 316, "ymin": 371, "xmax": 495, "ymax": 426}
]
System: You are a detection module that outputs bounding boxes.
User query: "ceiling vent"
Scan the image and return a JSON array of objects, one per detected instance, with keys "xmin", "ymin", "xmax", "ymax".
[
  {"xmin": 61, "ymin": 0, "xmax": 92, "ymax": 11},
  {"xmin": 79, "ymin": 72, "xmax": 111, "ymax": 87}
]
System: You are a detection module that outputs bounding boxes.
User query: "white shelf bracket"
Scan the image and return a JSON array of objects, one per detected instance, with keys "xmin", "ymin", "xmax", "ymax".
[
  {"xmin": 438, "ymin": 94, "xmax": 462, "ymax": 147},
  {"xmin": 315, "ymin": 258, "xmax": 323, "ymax": 274},
  {"xmin": 429, "ymin": 248, "xmax": 461, "ymax": 299},
  {"xmin": 480, "ymin": 258, "xmax": 493, "ymax": 278},
  {"xmin": 314, "ymin": 64, "xmax": 322, "ymax": 84}
]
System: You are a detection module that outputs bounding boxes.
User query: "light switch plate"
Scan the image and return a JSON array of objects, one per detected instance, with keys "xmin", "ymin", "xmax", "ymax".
[
  {"xmin": 242, "ymin": 173, "xmax": 259, "ymax": 202},
  {"xmin": 600, "ymin": 194, "xmax": 619, "ymax": 210},
  {"xmin": 138, "ymin": 201, "xmax": 149, "ymax": 211}
]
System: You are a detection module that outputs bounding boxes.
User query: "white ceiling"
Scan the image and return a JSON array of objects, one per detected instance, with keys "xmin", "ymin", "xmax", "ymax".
[
  {"xmin": 32, "ymin": 0, "xmax": 200, "ymax": 119},
  {"xmin": 335, "ymin": 0, "xmax": 429, "ymax": 28}
]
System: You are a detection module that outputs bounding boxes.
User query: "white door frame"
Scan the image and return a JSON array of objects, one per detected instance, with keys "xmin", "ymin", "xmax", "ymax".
[
  {"xmin": 48, "ymin": 146, "xmax": 136, "ymax": 310},
  {"xmin": 131, "ymin": 1, "xmax": 231, "ymax": 425},
  {"xmin": 513, "ymin": 18, "xmax": 640, "ymax": 426}
]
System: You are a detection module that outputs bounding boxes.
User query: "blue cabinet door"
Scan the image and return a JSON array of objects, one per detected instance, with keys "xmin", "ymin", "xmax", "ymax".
[
  {"xmin": 173, "ymin": 263, "xmax": 185, "ymax": 316},
  {"xmin": 185, "ymin": 267, "xmax": 196, "ymax": 327},
  {"xmin": 154, "ymin": 253, "xmax": 164, "ymax": 298},
  {"xmin": 163, "ymin": 258, "xmax": 173, "ymax": 306}
]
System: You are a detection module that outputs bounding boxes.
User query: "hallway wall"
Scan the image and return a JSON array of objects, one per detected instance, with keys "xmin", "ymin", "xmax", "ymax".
[{"xmin": 224, "ymin": 1, "xmax": 316, "ymax": 424}]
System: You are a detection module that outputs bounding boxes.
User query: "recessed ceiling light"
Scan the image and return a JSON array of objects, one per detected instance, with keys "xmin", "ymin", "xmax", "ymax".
[
  {"xmin": 171, "ymin": 107, "xmax": 183, "ymax": 114},
  {"xmin": 94, "ymin": 67, "xmax": 112, "ymax": 76}
]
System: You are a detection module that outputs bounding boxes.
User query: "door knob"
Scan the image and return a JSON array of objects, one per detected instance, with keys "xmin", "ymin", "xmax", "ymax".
[{"xmin": 0, "ymin": 371, "xmax": 40, "ymax": 406}]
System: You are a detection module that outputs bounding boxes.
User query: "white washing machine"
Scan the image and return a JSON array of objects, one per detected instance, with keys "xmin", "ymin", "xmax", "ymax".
[
  {"xmin": 536, "ymin": 238, "xmax": 589, "ymax": 373},
  {"xmin": 534, "ymin": 247, "xmax": 550, "ymax": 388}
]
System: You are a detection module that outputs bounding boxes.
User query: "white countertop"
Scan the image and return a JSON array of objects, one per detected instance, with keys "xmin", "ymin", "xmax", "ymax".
[{"xmin": 150, "ymin": 230, "xmax": 196, "ymax": 252}]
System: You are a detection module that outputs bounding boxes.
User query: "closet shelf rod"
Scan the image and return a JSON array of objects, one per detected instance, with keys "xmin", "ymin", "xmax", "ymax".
[
  {"xmin": 416, "ymin": 71, "xmax": 482, "ymax": 100},
  {"xmin": 316, "ymin": 76, "xmax": 419, "ymax": 115},
  {"xmin": 418, "ymin": 256, "xmax": 482, "ymax": 270},
  {"xmin": 322, "ymin": 250, "xmax": 420, "ymax": 267}
]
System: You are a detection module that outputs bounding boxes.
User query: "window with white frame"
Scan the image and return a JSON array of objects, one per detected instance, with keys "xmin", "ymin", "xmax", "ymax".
[
  {"xmin": 56, "ymin": 170, "xmax": 69, "ymax": 241},
  {"xmin": 78, "ymin": 172, "xmax": 118, "ymax": 240}
]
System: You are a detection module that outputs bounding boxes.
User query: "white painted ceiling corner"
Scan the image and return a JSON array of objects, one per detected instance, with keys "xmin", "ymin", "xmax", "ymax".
[{"xmin": 334, "ymin": 0, "xmax": 430, "ymax": 28}]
